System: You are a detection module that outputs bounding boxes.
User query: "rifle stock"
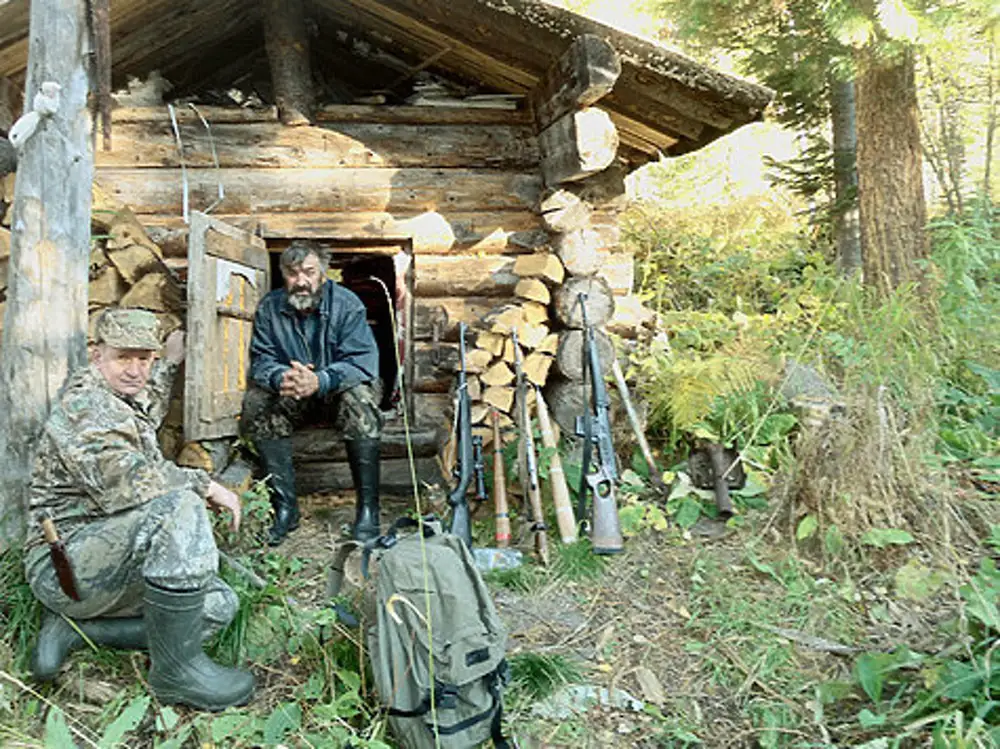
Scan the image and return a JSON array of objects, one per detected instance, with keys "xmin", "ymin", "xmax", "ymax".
[
  {"xmin": 448, "ymin": 322, "xmax": 474, "ymax": 548},
  {"xmin": 576, "ymin": 293, "xmax": 624, "ymax": 555},
  {"xmin": 491, "ymin": 410, "xmax": 511, "ymax": 547},
  {"xmin": 534, "ymin": 386, "xmax": 577, "ymax": 544},
  {"xmin": 512, "ymin": 330, "xmax": 550, "ymax": 566}
]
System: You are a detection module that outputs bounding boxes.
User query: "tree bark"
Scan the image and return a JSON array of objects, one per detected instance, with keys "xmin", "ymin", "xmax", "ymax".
[
  {"xmin": 262, "ymin": 0, "xmax": 315, "ymax": 125},
  {"xmin": 856, "ymin": 45, "xmax": 928, "ymax": 293},
  {"xmin": 0, "ymin": 0, "xmax": 93, "ymax": 544},
  {"xmin": 830, "ymin": 75, "xmax": 861, "ymax": 277}
]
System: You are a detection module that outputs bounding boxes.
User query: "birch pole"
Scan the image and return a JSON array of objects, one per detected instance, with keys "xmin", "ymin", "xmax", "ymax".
[{"xmin": 0, "ymin": 0, "xmax": 92, "ymax": 545}]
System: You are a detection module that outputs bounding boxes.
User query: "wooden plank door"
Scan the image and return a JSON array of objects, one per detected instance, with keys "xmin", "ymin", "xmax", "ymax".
[{"xmin": 184, "ymin": 212, "xmax": 269, "ymax": 440}]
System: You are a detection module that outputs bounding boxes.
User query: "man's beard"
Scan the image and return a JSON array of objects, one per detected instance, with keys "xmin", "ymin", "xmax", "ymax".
[{"xmin": 288, "ymin": 287, "xmax": 321, "ymax": 312}]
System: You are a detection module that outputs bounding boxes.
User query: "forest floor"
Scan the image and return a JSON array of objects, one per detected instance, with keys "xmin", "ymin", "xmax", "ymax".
[
  {"xmin": 221, "ymin": 488, "xmax": 989, "ymax": 748},
  {"xmin": 1, "ymin": 484, "xmax": 995, "ymax": 748}
]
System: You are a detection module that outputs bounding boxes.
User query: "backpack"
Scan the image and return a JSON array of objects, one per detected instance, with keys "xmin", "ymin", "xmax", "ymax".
[{"xmin": 328, "ymin": 518, "xmax": 511, "ymax": 749}]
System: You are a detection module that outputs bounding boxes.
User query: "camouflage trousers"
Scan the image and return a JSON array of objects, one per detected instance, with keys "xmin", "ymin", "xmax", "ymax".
[
  {"xmin": 25, "ymin": 489, "xmax": 237, "ymax": 636},
  {"xmin": 239, "ymin": 380, "xmax": 384, "ymax": 442}
]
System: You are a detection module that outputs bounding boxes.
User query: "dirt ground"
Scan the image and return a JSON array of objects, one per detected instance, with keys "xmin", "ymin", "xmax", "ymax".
[{"xmin": 258, "ymin": 493, "xmax": 819, "ymax": 748}]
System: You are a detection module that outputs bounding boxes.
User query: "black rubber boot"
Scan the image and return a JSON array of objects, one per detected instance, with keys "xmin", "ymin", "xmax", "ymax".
[
  {"xmin": 32, "ymin": 609, "xmax": 147, "ymax": 682},
  {"xmin": 257, "ymin": 437, "xmax": 299, "ymax": 547},
  {"xmin": 144, "ymin": 583, "xmax": 255, "ymax": 711},
  {"xmin": 346, "ymin": 438, "xmax": 381, "ymax": 542}
]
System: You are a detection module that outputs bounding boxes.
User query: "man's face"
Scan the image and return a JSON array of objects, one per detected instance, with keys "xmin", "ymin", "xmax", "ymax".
[
  {"xmin": 93, "ymin": 344, "xmax": 156, "ymax": 396},
  {"xmin": 283, "ymin": 253, "xmax": 325, "ymax": 312}
]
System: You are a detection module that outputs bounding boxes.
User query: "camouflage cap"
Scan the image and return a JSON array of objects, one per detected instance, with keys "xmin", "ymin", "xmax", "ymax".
[{"xmin": 95, "ymin": 308, "xmax": 161, "ymax": 350}]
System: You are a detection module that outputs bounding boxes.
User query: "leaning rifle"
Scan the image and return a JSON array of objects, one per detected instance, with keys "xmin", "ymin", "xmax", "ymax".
[
  {"xmin": 512, "ymin": 329, "xmax": 550, "ymax": 565},
  {"xmin": 575, "ymin": 293, "xmax": 624, "ymax": 555},
  {"xmin": 448, "ymin": 322, "xmax": 474, "ymax": 548}
]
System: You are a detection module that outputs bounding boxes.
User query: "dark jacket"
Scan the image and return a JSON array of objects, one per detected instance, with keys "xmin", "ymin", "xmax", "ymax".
[{"xmin": 249, "ymin": 280, "xmax": 379, "ymax": 396}]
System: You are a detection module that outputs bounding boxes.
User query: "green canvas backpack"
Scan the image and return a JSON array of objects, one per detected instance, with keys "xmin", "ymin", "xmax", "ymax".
[{"xmin": 329, "ymin": 518, "xmax": 511, "ymax": 749}]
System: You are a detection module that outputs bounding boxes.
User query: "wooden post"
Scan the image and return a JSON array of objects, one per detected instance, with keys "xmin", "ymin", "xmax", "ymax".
[
  {"xmin": 262, "ymin": 0, "xmax": 315, "ymax": 125},
  {"xmin": 0, "ymin": 0, "xmax": 93, "ymax": 544}
]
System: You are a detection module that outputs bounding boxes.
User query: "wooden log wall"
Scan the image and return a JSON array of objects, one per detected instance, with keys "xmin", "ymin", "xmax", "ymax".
[{"xmin": 0, "ymin": 87, "xmax": 656, "ymax": 492}]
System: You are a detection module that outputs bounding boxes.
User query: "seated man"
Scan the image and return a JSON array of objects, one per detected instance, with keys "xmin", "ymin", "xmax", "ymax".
[
  {"xmin": 24, "ymin": 308, "xmax": 254, "ymax": 711},
  {"xmin": 241, "ymin": 240, "xmax": 383, "ymax": 546}
]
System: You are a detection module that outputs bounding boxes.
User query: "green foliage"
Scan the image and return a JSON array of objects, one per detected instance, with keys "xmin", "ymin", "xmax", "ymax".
[
  {"xmin": 842, "ymin": 557, "xmax": 1000, "ymax": 745},
  {"xmin": 0, "ymin": 547, "xmax": 40, "ymax": 674},
  {"xmin": 507, "ymin": 652, "xmax": 583, "ymax": 703}
]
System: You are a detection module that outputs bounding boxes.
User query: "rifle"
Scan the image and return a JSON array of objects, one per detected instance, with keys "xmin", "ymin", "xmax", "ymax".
[
  {"xmin": 512, "ymin": 330, "xmax": 550, "ymax": 565},
  {"xmin": 534, "ymin": 386, "xmax": 577, "ymax": 544},
  {"xmin": 491, "ymin": 410, "xmax": 511, "ymax": 548},
  {"xmin": 575, "ymin": 293, "xmax": 624, "ymax": 555},
  {"xmin": 472, "ymin": 435, "xmax": 488, "ymax": 504},
  {"xmin": 448, "ymin": 322, "xmax": 474, "ymax": 548}
]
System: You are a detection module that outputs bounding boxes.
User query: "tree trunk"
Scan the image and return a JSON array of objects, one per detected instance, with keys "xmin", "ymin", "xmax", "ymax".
[
  {"xmin": 0, "ymin": 0, "xmax": 93, "ymax": 544},
  {"xmin": 262, "ymin": 0, "xmax": 315, "ymax": 125},
  {"xmin": 830, "ymin": 75, "xmax": 861, "ymax": 277},
  {"xmin": 856, "ymin": 45, "xmax": 928, "ymax": 293}
]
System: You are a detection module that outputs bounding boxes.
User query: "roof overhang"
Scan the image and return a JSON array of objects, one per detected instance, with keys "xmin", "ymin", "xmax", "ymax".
[{"xmin": 0, "ymin": 0, "xmax": 774, "ymax": 169}]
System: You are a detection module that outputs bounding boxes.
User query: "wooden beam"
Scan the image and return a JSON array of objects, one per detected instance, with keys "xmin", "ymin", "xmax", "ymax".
[
  {"xmin": 262, "ymin": 0, "xmax": 315, "ymax": 125},
  {"xmin": 93, "ymin": 167, "xmax": 543, "ymax": 216},
  {"xmin": 141, "ymin": 210, "xmax": 547, "ymax": 256},
  {"xmin": 530, "ymin": 34, "xmax": 621, "ymax": 133},
  {"xmin": 0, "ymin": 0, "xmax": 92, "ymax": 543},
  {"xmin": 413, "ymin": 255, "xmax": 517, "ymax": 297},
  {"xmin": 539, "ymin": 108, "xmax": 618, "ymax": 186},
  {"xmin": 93, "ymin": 120, "xmax": 540, "ymax": 170}
]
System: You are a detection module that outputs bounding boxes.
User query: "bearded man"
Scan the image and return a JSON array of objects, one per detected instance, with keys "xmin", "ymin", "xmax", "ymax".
[
  {"xmin": 241, "ymin": 240, "xmax": 383, "ymax": 546},
  {"xmin": 25, "ymin": 308, "xmax": 254, "ymax": 710}
]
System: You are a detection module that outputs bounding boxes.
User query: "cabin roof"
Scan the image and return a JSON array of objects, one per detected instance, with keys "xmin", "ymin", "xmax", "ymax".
[{"xmin": 0, "ymin": 0, "xmax": 773, "ymax": 168}]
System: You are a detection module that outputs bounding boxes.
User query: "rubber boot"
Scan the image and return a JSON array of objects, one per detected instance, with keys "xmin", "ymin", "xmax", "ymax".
[
  {"xmin": 32, "ymin": 609, "xmax": 147, "ymax": 682},
  {"xmin": 144, "ymin": 583, "xmax": 255, "ymax": 711},
  {"xmin": 257, "ymin": 437, "xmax": 299, "ymax": 546},
  {"xmin": 346, "ymin": 438, "xmax": 381, "ymax": 542}
]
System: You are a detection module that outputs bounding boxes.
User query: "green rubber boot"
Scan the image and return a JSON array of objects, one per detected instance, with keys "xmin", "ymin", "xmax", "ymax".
[
  {"xmin": 32, "ymin": 609, "xmax": 147, "ymax": 682},
  {"xmin": 144, "ymin": 583, "xmax": 255, "ymax": 711},
  {"xmin": 346, "ymin": 438, "xmax": 381, "ymax": 542}
]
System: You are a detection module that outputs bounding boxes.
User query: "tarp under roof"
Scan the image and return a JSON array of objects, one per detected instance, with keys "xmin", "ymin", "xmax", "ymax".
[{"xmin": 0, "ymin": 0, "xmax": 773, "ymax": 168}]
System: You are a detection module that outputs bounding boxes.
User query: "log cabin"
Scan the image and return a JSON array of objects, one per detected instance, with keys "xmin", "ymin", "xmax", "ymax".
[{"xmin": 0, "ymin": 0, "xmax": 772, "ymax": 496}]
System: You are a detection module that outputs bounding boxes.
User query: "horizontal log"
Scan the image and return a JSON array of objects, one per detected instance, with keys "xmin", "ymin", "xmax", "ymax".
[
  {"xmin": 295, "ymin": 456, "xmax": 443, "ymax": 495},
  {"xmin": 531, "ymin": 34, "xmax": 621, "ymax": 132},
  {"xmin": 539, "ymin": 108, "xmax": 619, "ymax": 186},
  {"xmin": 554, "ymin": 276, "xmax": 615, "ymax": 329},
  {"xmin": 411, "ymin": 341, "xmax": 459, "ymax": 393},
  {"xmin": 555, "ymin": 328, "xmax": 615, "ymax": 381},
  {"xmin": 0, "ymin": 226, "xmax": 9, "ymax": 261},
  {"xmin": 538, "ymin": 188, "xmax": 592, "ymax": 234},
  {"xmin": 291, "ymin": 423, "xmax": 443, "ymax": 462},
  {"xmin": 94, "ymin": 167, "xmax": 543, "ymax": 216},
  {"xmin": 141, "ymin": 210, "xmax": 549, "ymax": 256},
  {"xmin": 413, "ymin": 255, "xmax": 517, "ymax": 297},
  {"xmin": 95, "ymin": 121, "xmax": 540, "ymax": 170},
  {"xmin": 414, "ymin": 296, "xmax": 514, "ymax": 341},
  {"xmin": 110, "ymin": 104, "xmax": 533, "ymax": 127}
]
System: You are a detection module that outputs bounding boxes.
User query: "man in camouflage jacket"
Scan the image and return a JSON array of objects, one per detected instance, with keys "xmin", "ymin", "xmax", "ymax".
[
  {"xmin": 24, "ymin": 308, "xmax": 255, "ymax": 711},
  {"xmin": 241, "ymin": 240, "xmax": 384, "ymax": 546}
]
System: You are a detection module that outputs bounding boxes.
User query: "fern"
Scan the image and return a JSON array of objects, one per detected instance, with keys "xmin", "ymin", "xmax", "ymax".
[{"xmin": 665, "ymin": 352, "xmax": 760, "ymax": 431}]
